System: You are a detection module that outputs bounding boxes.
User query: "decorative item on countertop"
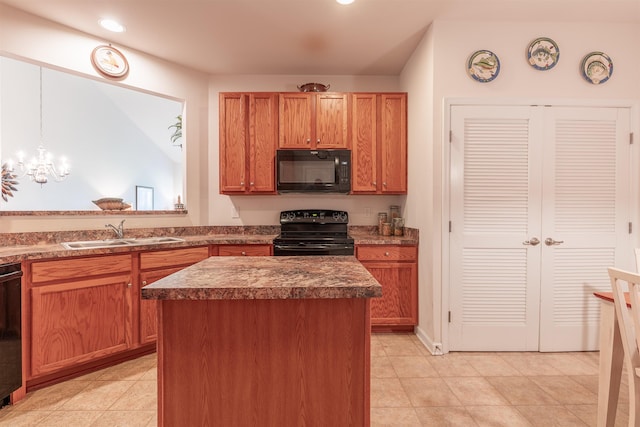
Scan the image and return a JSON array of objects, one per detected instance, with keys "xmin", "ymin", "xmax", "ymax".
[
  {"xmin": 297, "ymin": 82, "xmax": 330, "ymax": 92},
  {"xmin": 581, "ymin": 52, "xmax": 613, "ymax": 85},
  {"xmin": 378, "ymin": 212, "xmax": 388, "ymax": 235},
  {"xmin": 92, "ymin": 197, "xmax": 131, "ymax": 211},
  {"xmin": 393, "ymin": 217, "xmax": 405, "ymax": 236},
  {"xmin": 174, "ymin": 195, "xmax": 185, "ymax": 211},
  {"xmin": 467, "ymin": 50, "xmax": 500, "ymax": 83},
  {"xmin": 1, "ymin": 163, "xmax": 18, "ymax": 202},
  {"xmin": 527, "ymin": 37, "xmax": 559, "ymax": 71}
]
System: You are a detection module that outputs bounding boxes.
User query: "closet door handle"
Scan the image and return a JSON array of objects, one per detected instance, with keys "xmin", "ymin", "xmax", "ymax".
[
  {"xmin": 545, "ymin": 238, "xmax": 564, "ymax": 246},
  {"xmin": 522, "ymin": 237, "xmax": 540, "ymax": 246}
]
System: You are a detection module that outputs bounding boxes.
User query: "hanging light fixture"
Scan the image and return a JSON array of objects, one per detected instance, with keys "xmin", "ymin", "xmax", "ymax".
[{"xmin": 9, "ymin": 67, "xmax": 70, "ymax": 185}]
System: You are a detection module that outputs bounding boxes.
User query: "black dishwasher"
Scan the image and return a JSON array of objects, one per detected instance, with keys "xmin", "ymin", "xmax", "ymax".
[{"xmin": 0, "ymin": 263, "xmax": 22, "ymax": 408}]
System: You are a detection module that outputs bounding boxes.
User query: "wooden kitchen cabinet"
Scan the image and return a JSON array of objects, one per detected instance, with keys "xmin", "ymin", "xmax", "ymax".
[
  {"xmin": 278, "ymin": 92, "xmax": 348, "ymax": 149},
  {"xmin": 218, "ymin": 244, "xmax": 272, "ymax": 256},
  {"xmin": 219, "ymin": 92, "xmax": 278, "ymax": 194},
  {"xmin": 139, "ymin": 246, "xmax": 210, "ymax": 344},
  {"xmin": 29, "ymin": 255, "xmax": 134, "ymax": 377},
  {"xmin": 356, "ymin": 245, "xmax": 417, "ymax": 331},
  {"xmin": 351, "ymin": 93, "xmax": 407, "ymax": 194}
]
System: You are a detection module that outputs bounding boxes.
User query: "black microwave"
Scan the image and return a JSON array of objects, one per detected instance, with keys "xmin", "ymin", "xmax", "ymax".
[{"xmin": 276, "ymin": 149, "xmax": 351, "ymax": 194}]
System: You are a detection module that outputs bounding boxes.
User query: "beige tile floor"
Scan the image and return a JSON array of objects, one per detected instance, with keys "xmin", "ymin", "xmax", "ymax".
[{"xmin": 0, "ymin": 333, "xmax": 629, "ymax": 426}]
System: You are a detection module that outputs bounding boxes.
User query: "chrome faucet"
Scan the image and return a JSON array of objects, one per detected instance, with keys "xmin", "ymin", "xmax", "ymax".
[{"xmin": 106, "ymin": 219, "xmax": 125, "ymax": 239}]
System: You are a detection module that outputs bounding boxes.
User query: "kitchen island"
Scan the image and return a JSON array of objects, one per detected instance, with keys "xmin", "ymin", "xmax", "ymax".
[{"xmin": 141, "ymin": 255, "xmax": 382, "ymax": 427}]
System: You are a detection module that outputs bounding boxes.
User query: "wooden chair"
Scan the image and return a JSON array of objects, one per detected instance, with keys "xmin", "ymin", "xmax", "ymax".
[{"xmin": 608, "ymin": 267, "xmax": 640, "ymax": 426}]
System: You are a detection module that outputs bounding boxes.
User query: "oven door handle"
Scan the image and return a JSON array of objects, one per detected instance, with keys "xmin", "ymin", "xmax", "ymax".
[{"xmin": 274, "ymin": 244, "xmax": 350, "ymax": 251}]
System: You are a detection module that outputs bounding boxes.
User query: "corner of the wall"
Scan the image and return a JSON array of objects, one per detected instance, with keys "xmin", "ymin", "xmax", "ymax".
[{"xmin": 415, "ymin": 325, "xmax": 444, "ymax": 355}]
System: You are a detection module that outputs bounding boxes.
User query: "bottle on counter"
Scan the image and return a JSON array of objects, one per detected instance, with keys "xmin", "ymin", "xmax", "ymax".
[
  {"xmin": 393, "ymin": 217, "xmax": 405, "ymax": 236},
  {"xmin": 382, "ymin": 222, "xmax": 392, "ymax": 236},
  {"xmin": 378, "ymin": 212, "xmax": 388, "ymax": 235}
]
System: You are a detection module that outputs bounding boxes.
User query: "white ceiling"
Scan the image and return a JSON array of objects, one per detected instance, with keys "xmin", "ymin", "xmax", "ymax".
[{"xmin": 1, "ymin": 0, "xmax": 639, "ymax": 75}]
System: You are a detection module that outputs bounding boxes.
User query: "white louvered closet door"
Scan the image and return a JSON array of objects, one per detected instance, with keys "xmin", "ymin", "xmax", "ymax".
[
  {"xmin": 449, "ymin": 104, "xmax": 631, "ymax": 352},
  {"xmin": 538, "ymin": 107, "xmax": 630, "ymax": 351},
  {"xmin": 449, "ymin": 106, "xmax": 543, "ymax": 351}
]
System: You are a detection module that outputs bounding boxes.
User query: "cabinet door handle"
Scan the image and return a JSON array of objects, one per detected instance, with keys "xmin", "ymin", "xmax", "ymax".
[
  {"xmin": 384, "ymin": 252, "xmax": 390, "ymax": 256},
  {"xmin": 372, "ymin": 181, "xmax": 377, "ymax": 186},
  {"xmin": 142, "ymin": 281, "xmax": 147, "ymax": 285},
  {"xmin": 317, "ymin": 139, "xmax": 320, "ymax": 143},
  {"xmin": 241, "ymin": 251, "xmax": 247, "ymax": 256},
  {"xmin": 250, "ymin": 182, "xmax": 254, "ymax": 186},
  {"xmin": 240, "ymin": 181, "xmax": 244, "ymax": 185},
  {"xmin": 522, "ymin": 237, "xmax": 540, "ymax": 246},
  {"xmin": 383, "ymin": 182, "xmax": 387, "ymax": 187},
  {"xmin": 127, "ymin": 283, "xmax": 132, "ymax": 288},
  {"xmin": 306, "ymin": 138, "xmax": 311, "ymax": 144}
]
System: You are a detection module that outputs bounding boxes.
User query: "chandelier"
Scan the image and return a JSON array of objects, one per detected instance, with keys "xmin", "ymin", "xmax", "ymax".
[{"xmin": 8, "ymin": 67, "xmax": 70, "ymax": 185}]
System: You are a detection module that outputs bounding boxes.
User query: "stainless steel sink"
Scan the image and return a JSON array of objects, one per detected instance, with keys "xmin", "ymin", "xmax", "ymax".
[
  {"xmin": 125, "ymin": 237, "xmax": 185, "ymax": 245},
  {"xmin": 61, "ymin": 237, "xmax": 185, "ymax": 250}
]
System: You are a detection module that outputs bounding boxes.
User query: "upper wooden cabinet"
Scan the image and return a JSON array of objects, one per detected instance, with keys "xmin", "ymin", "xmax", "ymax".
[
  {"xmin": 278, "ymin": 93, "xmax": 348, "ymax": 149},
  {"xmin": 219, "ymin": 93, "xmax": 278, "ymax": 194},
  {"xmin": 351, "ymin": 93, "xmax": 407, "ymax": 194}
]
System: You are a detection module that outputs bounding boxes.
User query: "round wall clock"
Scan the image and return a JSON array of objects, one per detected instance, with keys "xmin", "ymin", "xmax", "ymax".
[{"xmin": 91, "ymin": 45, "xmax": 129, "ymax": 78}]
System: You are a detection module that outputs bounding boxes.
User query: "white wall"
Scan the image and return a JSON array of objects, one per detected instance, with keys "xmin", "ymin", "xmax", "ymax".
[
  {"xmin": 0, "ymin": 4, "xmax": 209, "ymax": 232},
  {"xmin": 401, "ymin": 19, "xmax": 640, "ymax": 352}
]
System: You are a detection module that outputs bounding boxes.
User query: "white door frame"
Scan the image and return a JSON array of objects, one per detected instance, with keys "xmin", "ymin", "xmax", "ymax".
[{"xmin": 440, "ymin": 97, "xmax": 640, "ymax": 354}]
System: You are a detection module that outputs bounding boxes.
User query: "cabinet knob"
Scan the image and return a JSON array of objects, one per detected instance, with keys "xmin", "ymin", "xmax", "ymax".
[
  {"xmin": 241, "ymin": 251, "xmax": 247, "ymax": 256},
  {"xmin": 127, "ymin": 283, "xmax": 132, "ymax": 288},
  {"xmin": 142, "ymin": 281, "xmax": 147, "ymax": 285},
  {"xmin": 306, "ymin": 139, "xmax": 311, "ymax": 143},
  {"xmin": 250, "ymin": 182, "xmax": 254, "ymax": 186},
  {"xmin": 372, "ymin": 181, "xmax": 377, "ymax": 186},
  {"xmin": 384, "ymin": 252, "xmax": 390, "ymax": 256},
  {"xmin": 316, "ymin": 139, "xmax": 320, "ymax": 143},
  {"xmin": 383, "ymin": 182, "xmax": 387, "ymax": 187},
  {"xmin": 240, "ymin": 181, "xmax": 244, "ymax": 185}
]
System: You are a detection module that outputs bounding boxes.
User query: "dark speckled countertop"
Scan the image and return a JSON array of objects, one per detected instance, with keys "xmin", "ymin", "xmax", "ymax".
[
  {"xmin": 0, "ymin": 225, "xmax": 418, "ymax": 263},
  {"xmin": 141, "ymin": 255, "xmax": 382, "ymax": 300}
]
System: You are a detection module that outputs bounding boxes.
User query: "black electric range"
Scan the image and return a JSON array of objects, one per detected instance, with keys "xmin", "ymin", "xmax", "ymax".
[{"xmin": 273, "ymin": 209, "xmax": 354, "ymax": 256}]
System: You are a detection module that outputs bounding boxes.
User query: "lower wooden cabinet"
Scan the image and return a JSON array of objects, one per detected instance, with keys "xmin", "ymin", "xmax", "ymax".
[
  {"xmin": 356, "ymin": 245, "xmax": 418, "ymax": 331},
  {"xmin": 29, "ymin": 255, "xmax": 134, "ymax": 377},
  {"xmin": 24, "ymin": 243, "xmax": 274, "ymax": 388},
  {"xmin": 139, "ymin": 246, "xmax": 210, "ymax": 344},
  {"xmin": 218, "ymin": 244, "xmax": 272, "ymax": 256}
]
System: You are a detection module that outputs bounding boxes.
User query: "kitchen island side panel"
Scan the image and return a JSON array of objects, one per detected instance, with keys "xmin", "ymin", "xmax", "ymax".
[{"xmin": 157, "ymin": 298, "xmax": 370, "ymax": 426}]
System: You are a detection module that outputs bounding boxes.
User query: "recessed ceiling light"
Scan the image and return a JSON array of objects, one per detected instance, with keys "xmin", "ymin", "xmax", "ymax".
[
  {"xmin": 336, "ymin": 0, "xmax": 354, "ymax": 4},
  {"xmin": 99, "ymin": 18, "xmax": 126, "ymax": 33}
]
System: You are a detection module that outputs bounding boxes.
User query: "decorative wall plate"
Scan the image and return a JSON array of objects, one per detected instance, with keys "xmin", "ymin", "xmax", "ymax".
[
  {"xmin": 581, "ymin": 52, "xmax": 613, "ymax": 84},
  {"xmin": 91, "ymin": 45, "xmax": 129, "ymax": 78},
  {"xmin": 467, "ymin": 50, "xmax": 500, "ymax": 83},
  {"xmin": 527, "ymin": 37, "xmax": 560, "ymax": 70}
]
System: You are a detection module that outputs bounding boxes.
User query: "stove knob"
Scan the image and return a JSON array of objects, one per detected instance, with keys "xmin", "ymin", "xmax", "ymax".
[
  {"xmin": 339, "ymin": 212, "xmax": 348, "ymax": 222},
  {"xmin": 332, "ymin": 212, "xmax": 340, "ymax": 221}
]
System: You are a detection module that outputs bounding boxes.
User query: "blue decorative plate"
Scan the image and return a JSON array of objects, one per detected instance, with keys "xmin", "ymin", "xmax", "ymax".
[
  {"xmin": 527, "ymin": 37, "xmax": 560, "ymax": 70},
  {"xmin": 467, "ymin": 50, "xmax": 500, "ymax": 83},
  {"xmin": 581, "ymin": 52, "xmax": 613, "ymax": 84}
]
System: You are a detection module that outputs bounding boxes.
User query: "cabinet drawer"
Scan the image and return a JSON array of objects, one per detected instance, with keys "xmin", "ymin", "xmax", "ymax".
[
  {"xmin": 140, "ymin": 246, "xmax": 209, "ymax": 270},
  {"xmin": 356, "ymin": 245, "xmax": 417, "ymax": 262},
  {"xmin": 31, "ymin": 255, "xmax": 131, "ymax": 284},
  {"xmin": 218, "ymin": 244, "xmax": 272, "ymax": 257}
]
